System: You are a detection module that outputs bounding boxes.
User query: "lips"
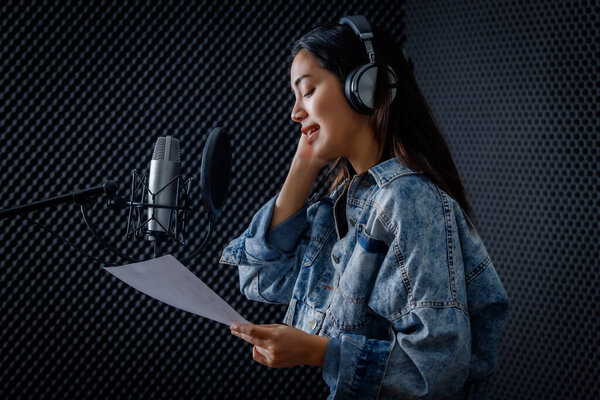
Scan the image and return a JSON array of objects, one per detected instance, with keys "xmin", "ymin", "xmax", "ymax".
[
  {"xmin": 301, "ymin": 124, "xmax": 320, "ymax": 135},
  {"xmin": 307, "ymin": 126, "xmax": 320, "ymax": 144}
]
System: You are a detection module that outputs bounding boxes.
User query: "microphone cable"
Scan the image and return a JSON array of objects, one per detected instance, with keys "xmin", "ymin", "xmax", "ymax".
[
  {"xmin": 80, "ymin": 202, "xmax": 142, "ymax": 265},
  {"xmin": 16, "ymin": 201, "xmax": 214, "ymax": 267},
  {"xmin": 17, "ymin": 212, "xmax": 116, "ymax": 267}
]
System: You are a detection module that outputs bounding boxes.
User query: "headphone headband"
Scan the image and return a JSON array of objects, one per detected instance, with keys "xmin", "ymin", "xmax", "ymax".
[{"xmin": 338, "ymin": 15, "xmax": 375, "ymax": 63}]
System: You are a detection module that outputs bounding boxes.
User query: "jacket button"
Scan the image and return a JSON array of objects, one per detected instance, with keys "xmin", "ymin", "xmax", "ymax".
[
  {"xmin": 360, "ymin": 179, "xmax": 371, "ymax": 187},
  {"xmin": 332, "ymin": 254, "xmax": 340, "ymax": 263},
  {"xmin": 349, "ymin": 218, "xmax": 356, "ymax": 226},
  {"xmin": 309, "ymin": 319, "xmax": 317, "ymax": 329}
]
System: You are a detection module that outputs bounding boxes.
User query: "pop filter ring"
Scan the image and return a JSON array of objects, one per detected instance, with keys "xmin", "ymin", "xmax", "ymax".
[{"xmin": 200, "ymin": 127, "xmax": 232, "ymax": 226}]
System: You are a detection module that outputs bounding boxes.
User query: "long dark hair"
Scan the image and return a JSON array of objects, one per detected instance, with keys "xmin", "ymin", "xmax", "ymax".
[{"xmin": 290, "ymin": 21, "xmax": 477, "ymax": 230}]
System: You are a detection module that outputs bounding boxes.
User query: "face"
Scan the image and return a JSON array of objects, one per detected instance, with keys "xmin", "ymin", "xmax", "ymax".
[{"xmin": 290, "ymin": 49, "xmax": 371, "ymax": 161}]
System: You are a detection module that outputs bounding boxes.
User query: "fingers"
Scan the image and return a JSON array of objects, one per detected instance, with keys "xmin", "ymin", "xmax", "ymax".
[
  {"xmin": 233, "ymin": 324, "xmax": 271, "ymax": 338},
  {"xmin": 230, "ymin": 324, "xmax": 288, "ymax": 368},
  {"xmin": 231, "ymin": 330, "xmax": 269, "ymax": 348},
  {"xmin": 253, "ymin": 345, "xmax": 270, "ymax": 365},
  {"xmin": 230, "ymin": 324, "xmax": 272, "ymax": 347},
  {"xmin": 230, "ymin": 324, "xmax": 274, "ymax": 340}
]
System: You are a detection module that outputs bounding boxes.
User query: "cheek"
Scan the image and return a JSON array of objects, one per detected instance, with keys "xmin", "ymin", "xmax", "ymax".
[
  {"xmin": 312, "ymin": 85, "xmax": 359, "ymax": 152},
  {"xmin": 323, "ymin": 100, "xmax": 356, "ymax": 142}
]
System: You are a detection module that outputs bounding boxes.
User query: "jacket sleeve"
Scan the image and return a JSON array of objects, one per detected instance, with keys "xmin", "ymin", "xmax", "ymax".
[
  {"xmin": 218, "ymin": 192, "xmax": 318, "ymax": 304},
  {"xmin": 321, "ymin": 236, "xmax": 509, "ymax": 399}
]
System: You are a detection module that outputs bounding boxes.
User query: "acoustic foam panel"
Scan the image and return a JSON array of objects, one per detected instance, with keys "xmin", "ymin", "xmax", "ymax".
[
  {"xmin": 404, "ymin": 1, "xmax": 599, "ymax": 398},
  {"xmin": 1, "ymin": 0, "xmax": 598, "ymax": 399}
]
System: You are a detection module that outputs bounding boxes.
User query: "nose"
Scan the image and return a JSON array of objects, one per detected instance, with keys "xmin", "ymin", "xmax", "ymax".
[{"xmin": 290, "ymin": 101, "xmax": 307, "ymax": 123}]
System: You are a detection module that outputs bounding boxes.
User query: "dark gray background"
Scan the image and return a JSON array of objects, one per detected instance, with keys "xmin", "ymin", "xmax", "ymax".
[{"xmin": 1, "ymin": 1, "xmax": 598, "ymax": 399}]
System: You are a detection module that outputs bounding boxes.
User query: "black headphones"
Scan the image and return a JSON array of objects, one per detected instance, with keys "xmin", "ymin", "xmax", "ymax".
[{"xmin": 339, "ymin": 15, "xmax": 401, "ymax": 114}]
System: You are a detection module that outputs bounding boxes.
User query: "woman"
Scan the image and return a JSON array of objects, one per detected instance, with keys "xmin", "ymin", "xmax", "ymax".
[{"xmin": 220, "ymin": 15, "xmax": 509, "ymax": 400}]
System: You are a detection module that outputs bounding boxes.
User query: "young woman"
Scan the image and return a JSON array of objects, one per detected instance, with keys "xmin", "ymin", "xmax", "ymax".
[{"xmin": 220, "ymin": 15, "xmax": 509, "ymax": 400}]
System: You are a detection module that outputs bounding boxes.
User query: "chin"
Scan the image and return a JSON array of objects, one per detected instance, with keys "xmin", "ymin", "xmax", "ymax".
[
  {"xmin": 315, "ymin": 144, "xmax": 340, "ymax": 162},
  {"xmin": 311, "ymin": 145, "xmax": 328, "ymax": 160}
]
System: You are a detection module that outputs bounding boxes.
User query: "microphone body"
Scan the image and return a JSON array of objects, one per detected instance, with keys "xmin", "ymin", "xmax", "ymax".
[{"xmin": 147, "ymin": 136, "xmax": 181, "ymax": 239}]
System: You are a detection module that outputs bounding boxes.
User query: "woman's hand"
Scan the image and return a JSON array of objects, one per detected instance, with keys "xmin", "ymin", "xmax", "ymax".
[
  {"xmin": 230, "ymin": 323, "xmax": 330, "ymax": 368},
  {"xmin": 293, "ymin": 131, "xmax": 331, "ymax": 172}
]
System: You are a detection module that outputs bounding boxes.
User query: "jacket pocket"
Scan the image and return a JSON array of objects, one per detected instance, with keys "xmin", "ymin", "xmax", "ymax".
[
  {"xmin": 339, "ymin": 224, "xmax": 389, "ymax": 301},
  {"xmin": 357, "ymin": 223, "xmax": 389, "ymax": 253},
  {"xmin": 331, "ymin": 224, "xmax": 389, "ymax": 329}
]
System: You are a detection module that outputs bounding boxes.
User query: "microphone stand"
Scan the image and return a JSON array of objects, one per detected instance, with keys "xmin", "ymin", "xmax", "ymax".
[
  {"xmin": 0, "ymin": 180, "xmax": 144, "ymax": 266},
  {"xmin": 0, "ymin": 181, "xmax": 118, "ymax": 219}
]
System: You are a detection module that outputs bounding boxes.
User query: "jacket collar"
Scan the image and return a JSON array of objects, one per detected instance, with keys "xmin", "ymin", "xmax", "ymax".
[
  {"xmin": 367, "ymin": 157, "xmax": 420, "ymax": 188},
  {"xmin": 327, "ymin": 158, "xmax": 420, "ymax": 202}
]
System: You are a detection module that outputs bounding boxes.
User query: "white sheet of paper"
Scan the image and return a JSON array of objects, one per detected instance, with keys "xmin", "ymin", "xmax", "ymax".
[{"xmin": 103, "ymin": 254, "xmax": 248, "ymax": 325}]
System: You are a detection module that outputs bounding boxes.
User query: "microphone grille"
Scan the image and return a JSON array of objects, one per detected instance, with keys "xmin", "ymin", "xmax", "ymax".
[{"xmin": 152, "ymin": 136, "xmax": 181, "ymax": 161}]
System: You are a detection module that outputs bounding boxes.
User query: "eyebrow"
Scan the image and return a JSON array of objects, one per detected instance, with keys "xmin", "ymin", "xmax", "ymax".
[{"xmin": 291, "ymin": 74, "xmax": 311, "ymax": 92}]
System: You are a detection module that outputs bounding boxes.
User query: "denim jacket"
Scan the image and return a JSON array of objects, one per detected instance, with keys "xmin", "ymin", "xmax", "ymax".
[{"xmin": 219, "ymin": 157, "xmax": 509, "ymax": 400}]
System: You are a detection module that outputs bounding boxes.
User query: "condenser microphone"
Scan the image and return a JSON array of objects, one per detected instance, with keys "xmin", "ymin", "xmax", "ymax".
[
  {"xmin": 0, "ymin": 128, "xmax": 232, "ymax": 264},
  {"xmin": 147, "ymin": 136, "xmax": 181, "ymax": 241}
]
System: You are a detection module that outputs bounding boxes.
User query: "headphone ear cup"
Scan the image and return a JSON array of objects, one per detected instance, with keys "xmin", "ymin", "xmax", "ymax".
[
  {"xmin": 345, "ymin": 65, "xmax": 367, "ymax": 114},
  {"xmin": 386, "ymin": 64, "xmax": 398, "ymax": 103},
  {"xmin": 344, "ymin": 63, "xmax": 377, "ymax": 114}
]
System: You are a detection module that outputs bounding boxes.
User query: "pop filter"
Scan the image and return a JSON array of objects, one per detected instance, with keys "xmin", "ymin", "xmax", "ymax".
[{"xmin": 200, "ymin": 127, "xmax": 232, "ymax": 225}]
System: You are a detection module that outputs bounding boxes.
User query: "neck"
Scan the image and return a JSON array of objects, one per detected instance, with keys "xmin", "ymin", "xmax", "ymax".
[{"xmin": 347, "ymin": 126, "xmax": 380, "ymax": 175}]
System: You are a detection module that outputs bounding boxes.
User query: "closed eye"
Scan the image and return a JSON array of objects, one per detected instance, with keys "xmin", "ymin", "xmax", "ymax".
[{"xmin": 304, "ymin": 88, "xmax": 315, "ymax": 98}]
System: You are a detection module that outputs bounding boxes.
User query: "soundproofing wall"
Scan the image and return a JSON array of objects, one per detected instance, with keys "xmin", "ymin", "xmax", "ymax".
[{"xmin": 1, "ymin": 1, "xmax": 597, "ymax": 399}]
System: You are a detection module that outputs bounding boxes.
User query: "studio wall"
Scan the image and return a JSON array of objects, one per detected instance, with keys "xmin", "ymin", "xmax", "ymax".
[{"xmin": 1, "ymin": 1, "xmax": 597, "ymax": 399}]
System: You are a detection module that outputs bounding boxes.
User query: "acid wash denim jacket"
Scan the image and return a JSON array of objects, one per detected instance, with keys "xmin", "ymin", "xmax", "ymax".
[{"xmin": 219, "ymin": 157, "xmax": 509, "ymax": 400}]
